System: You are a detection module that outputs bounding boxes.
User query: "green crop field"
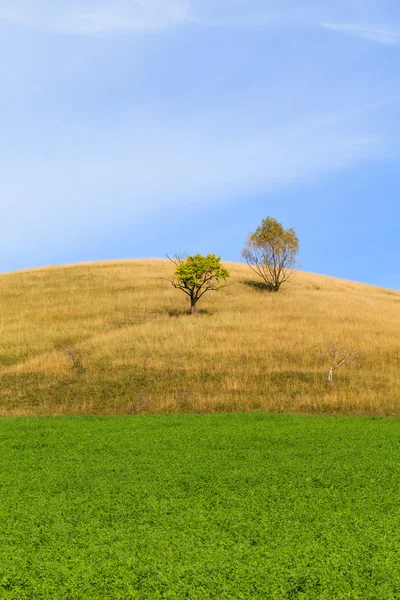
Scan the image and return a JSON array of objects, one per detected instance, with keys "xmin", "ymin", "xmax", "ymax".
[{"xmin": 1, "ymin": 413, "xmax": 400, "ymax": 599}]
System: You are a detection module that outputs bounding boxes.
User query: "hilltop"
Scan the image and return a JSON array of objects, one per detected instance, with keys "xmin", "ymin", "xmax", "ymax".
[{"xmin": 0, "ymin": 259, "xmax": 399, "ymax": 416}]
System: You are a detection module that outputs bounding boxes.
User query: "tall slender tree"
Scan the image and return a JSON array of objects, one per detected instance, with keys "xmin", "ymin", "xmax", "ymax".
[{"xmin": 242, "ymin": 217, "xmax": 299, "ymax": 292}]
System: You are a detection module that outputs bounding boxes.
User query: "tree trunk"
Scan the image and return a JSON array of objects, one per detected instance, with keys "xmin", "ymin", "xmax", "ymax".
[
  {"xmin": 327, "ymin": 366, "xmax": 334, "ymax": 386},
  {"xmin": 190, "ymin": 301, "xmax": 196, "ymax": 315}
]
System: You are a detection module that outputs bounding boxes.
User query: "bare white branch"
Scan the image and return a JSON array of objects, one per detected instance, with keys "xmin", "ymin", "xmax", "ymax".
[{"xmin": 319, "ymin": 339, "xmax": 360, "ymax": 386}]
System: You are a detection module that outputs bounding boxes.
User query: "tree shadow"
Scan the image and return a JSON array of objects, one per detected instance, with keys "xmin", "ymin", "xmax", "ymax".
[
  {"xmin": 241, "ymin": 280, "xmax": 274, "ymax": 292},
  {"xmin": 167, "ymin": 308, "xmax": 186, "ymax": 318},
  {"xmin": 167, "ymin": 308, "xmax": 213, "ymax": 317},
  {"xmin": 268, "ymin": 371, "xmax": 323, "ymax": 386}
]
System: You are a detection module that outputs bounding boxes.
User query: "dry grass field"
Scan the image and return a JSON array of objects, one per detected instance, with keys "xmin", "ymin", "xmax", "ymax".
[{"xmin": 1, "ymin": 259, "xmax": 399, "ymax": 416}]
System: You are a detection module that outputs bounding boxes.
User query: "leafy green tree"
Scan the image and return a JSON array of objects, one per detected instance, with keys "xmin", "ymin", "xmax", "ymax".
[
  {"xmin": 167, "ymin": 253, "xmax": 230, "ymax": 314},
  {"xmin": 242, "ymin": 217, "xmax": 299, "ymax": 292}
]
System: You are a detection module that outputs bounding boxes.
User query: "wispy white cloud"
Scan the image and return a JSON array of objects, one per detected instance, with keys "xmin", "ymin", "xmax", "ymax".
[
  {"xmin": 188, "ymin": 0, "xmax": 400, "ymax": 31},
  {"xmin": 1, "ymin": 0, "xmax": 399, "ymax": 37},
  {"xmin": 0, "ymin": 107, "xmax": 389, "ymax": 231},
  {"xmin": 321, "ymin": 23, "xmax": 400, "ymax": 45},
  {"xmin": 0, "ymin": 0, "xmax": 190, "ymax": 34},
  {"xmin": 0, "ymin": 115, "xmax": 389, "ymax": 271}
]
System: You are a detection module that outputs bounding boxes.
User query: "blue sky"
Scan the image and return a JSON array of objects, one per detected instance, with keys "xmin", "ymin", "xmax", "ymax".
[{"xmin": 1, "ymin": 0, "xmax": 400, "ymax": 288}]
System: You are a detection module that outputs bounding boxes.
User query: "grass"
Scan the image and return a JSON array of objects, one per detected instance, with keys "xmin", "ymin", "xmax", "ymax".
[
  {"xmin": 1, "ymin": 412, "xmax": 400, "ymax": 599},
  {"xmin": 0, "ymin": 259, "xmax": 400, "ymax": 416}
]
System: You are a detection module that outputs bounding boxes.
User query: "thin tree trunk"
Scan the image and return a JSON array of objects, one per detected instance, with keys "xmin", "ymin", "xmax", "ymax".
[{"xmin": 327, "ymin": 366, "xmax": 334, "ymax": 386}]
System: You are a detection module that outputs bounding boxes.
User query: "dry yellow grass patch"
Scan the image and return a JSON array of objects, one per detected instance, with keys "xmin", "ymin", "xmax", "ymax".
[{"xmin": 0, "ymin": 259, "xmax": 399, "ymax": 416}]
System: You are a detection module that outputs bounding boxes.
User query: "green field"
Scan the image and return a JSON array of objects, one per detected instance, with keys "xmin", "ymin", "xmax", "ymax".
[{"xmin": 1, "ymin": 413, "xmax": 400, "ymax": 599}]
